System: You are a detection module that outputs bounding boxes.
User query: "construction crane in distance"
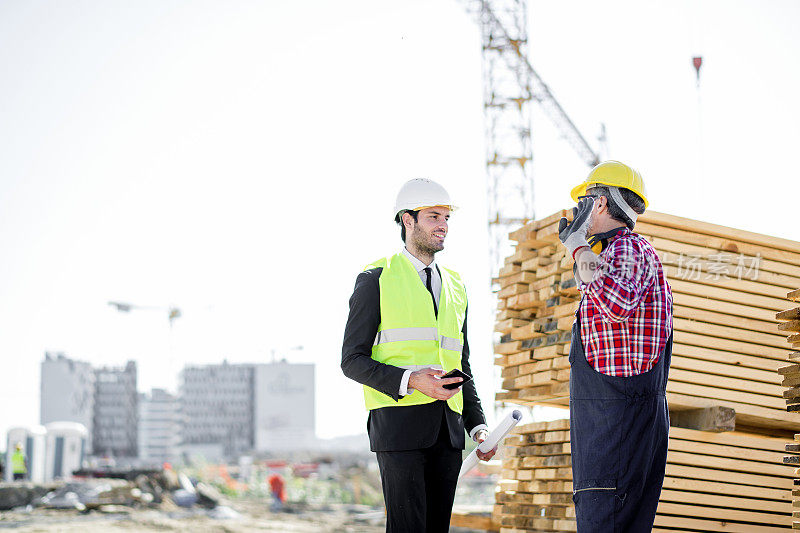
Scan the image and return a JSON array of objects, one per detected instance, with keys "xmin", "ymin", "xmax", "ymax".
[
  {"xmin": 459, "ymin": 0, "xmax": 601, "ymax": 276},
  {"xmin": 108, "ymin": 301, "xmax": 182, "ymax": 329}
]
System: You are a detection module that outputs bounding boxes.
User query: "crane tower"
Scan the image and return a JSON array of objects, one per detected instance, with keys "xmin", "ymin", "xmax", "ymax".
[{"xmin": 462, "ymin": 0, "xmax": 600, "ymax": 276}]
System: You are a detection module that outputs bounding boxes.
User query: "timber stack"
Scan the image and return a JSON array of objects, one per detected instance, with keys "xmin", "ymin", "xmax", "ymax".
[
  {"xmin": 776, "ymin": 287, "xmax": 800, "ymax": 529},
  {"xmin": 493, "ymin": 210, "xmax": 800, "ymax": 532}
]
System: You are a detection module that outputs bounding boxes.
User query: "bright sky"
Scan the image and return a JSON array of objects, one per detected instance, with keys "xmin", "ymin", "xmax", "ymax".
[{"xmin": 1, "ymin": 0, "xmax": 799, "ymax": 444}]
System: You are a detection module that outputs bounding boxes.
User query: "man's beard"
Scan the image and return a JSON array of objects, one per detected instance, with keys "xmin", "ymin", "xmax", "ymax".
[
  {"xmin": 410, "ymin": 226, "xmax": 443, "ymax": 255},
  {"xmin": 584, "ymin": 209, "xmax": 596, "ymax": 238}
]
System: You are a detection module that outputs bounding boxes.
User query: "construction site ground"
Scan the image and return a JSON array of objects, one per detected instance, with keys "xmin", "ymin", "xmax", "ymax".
[
  {"xmin": 0, "ymin": 499, "xmax": 385, "ymax": 532},
  {"xmin": 0, "ymin": 499, "xmax": 490, "ymax": 532}
]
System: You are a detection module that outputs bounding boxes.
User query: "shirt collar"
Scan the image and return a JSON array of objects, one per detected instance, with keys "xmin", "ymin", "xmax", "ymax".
[
  {"xmin": 402, "ymin": 247, "xmax": 437, "ymax": 273},
  {"xmin": 611, "ymin": 227, "xmax": 631, "ymax": 243}
]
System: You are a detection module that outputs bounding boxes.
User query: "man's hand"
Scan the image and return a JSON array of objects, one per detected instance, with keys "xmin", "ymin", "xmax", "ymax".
[
  {"xmin": 475, "ymin": 429, "xmax": 497, "ymax": 461},
  {"xmin": 408, "ymin": 368, "xmax": 463, "ymax": 400},
  {"xmin": 559, "ymin": 196, "xmax": 595, "ymax": 258}
]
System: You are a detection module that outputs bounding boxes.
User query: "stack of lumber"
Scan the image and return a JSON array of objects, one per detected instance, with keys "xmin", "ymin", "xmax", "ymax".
[
  {"xmin": 495, "ymin": 210, "xmax": 800, "ymax": 432},
  {"xmin": 450, "ymin": 510, "xmax": 499, "ymax": 532},
  {"xmin": 492, "ymin": 210, "xmax": 800, "ymax": 532},
  {"xmin": 776, "ymin": 288, "xmax": 800, "ymax": 529},
  {"xmin": 495, "ymin": 419, "xmax": 793, "ymax": 532}
]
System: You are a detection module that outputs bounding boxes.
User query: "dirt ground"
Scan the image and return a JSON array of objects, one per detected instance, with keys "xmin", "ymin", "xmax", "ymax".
[{"xmin": 0, "ymin": 499, "xmax": 388, "ymax": 533}]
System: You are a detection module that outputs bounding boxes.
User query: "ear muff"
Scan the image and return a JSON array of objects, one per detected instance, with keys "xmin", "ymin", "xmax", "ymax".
[{"xmin": 587, "ymin": 227, "xmax": 626, "ymax": 254}]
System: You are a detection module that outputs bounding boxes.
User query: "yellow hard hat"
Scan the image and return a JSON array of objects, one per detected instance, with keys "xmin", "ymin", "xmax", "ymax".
[{"xmin": 570, "ymin": 160, "xmax": 648, "ymax": 208}]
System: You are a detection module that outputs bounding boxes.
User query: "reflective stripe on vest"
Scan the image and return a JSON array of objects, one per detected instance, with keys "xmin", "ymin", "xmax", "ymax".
[
  {"xmin": 374, "ymin": 327, "xmax": 464, "ymax": 353},
  {"xmin": 362, "ymin": 252, "xmax": 468, "ymax": 412}
]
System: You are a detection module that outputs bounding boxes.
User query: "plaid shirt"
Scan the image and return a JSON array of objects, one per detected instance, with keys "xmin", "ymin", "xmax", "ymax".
[{"xmin": 577, "ymin": 228, "xmax": 673, "ymax": 376}]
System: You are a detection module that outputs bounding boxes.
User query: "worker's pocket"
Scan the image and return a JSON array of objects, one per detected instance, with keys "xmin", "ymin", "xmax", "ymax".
[{"xmin": 573, "ymin": 480, "xmax": 624, "ymax": 532}]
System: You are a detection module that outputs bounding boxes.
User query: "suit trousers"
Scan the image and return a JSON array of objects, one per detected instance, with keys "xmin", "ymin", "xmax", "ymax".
[{"xmin": 375, "ymin": 413, "xmax": 462, "ymax": 533}]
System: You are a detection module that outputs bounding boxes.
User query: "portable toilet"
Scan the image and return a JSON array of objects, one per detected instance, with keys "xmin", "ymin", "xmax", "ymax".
[
  {"xmin": 5, "ymin": 425, "xmax": 47, "ymax": 483},
  {"xmin": 44, "ymin": 422, "xmax": 87, "ymax": 481}
]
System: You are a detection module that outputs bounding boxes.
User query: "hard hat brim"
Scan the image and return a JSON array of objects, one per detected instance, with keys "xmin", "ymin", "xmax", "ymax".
[
  {"xmin": 413, "ymin": 204, "xmax": 458, "ymax": 212},
  {"xmin": 570, "ymin": 180, "xmax": 649, "ymax": 208},
  {"xmin": 396, "ymin": 204, "xmax": 458, "ymax": 219}
]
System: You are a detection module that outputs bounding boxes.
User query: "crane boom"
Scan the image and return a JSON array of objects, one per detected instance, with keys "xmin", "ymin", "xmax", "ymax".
[
  {"xmin": 477, "ymin": 0, "xmax": 599, "ymax": 168},
  {"xmin": 459, "ymin": 0, "xmax": 600, "ymax": 274}
]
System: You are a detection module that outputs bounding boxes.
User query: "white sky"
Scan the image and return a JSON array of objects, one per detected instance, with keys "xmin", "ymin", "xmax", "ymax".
[{"xmin": 1, "ymin": 0, "xmax": 799, "ymax": 443}]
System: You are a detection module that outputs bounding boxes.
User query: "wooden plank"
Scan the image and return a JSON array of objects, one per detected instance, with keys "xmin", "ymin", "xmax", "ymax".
[
  {"xmin": 779, "ymin": 320, "xmax": 800, "ymax": 333},
  {"xmin": 668, "ymin": 426, "xmax": 788, "ymax": 452},
  {"xmin": 662, "ymin": 475, "xmax": 791, "ymax": 501},
  {"xmin": 668, "ymin": 437, "xmax": 785, "ymax": 464},
  {"xmin": 497, "ymin": 271, "xmax": 539, "ymax": 288},
  {"xmin": 779, "ymin": 364, "xmax": 800, "ymax": 376},
  {"xmin": 671, "ymin": 355, "xmax": 781, "ymax": 385},
  {"xmin": 520, "ymin": 455, "xmax": 571, "ymax": 469},
  {"xmin": 674, "ymin": 317, "xmax": 788, "ymax": 350},
  {"xmin": 653, "ymin": 514, "xmax": 789, "ymax": 533},
  {"xmin": 664, "ymin": 463, "xmax": 792, "ymax": 488},
  {"xmin": 450, "ymin": 512, "xmax": 498, "ymax": 531},
  {"xmin": 672, "ymin": 343, "xmax": 785, "ymax": 372},
  {"xmin": 668, "ymin": 368, "xmax": 783, "ymax": 398},
  {"xmin": 669, "ymin": 277, "xmax": 789, "ymax": 312},
  {"xmin": 669, "ymin": 406, "xmax": 735, "ymax": 432},
  {"xmin": 513, "ymin": 420, "xmax": 570, "ymax": 435},
  {"xmin": 777, "ymin": 306, "xmax": 800, "ymax": 321},
  {"xmin": 497, "ymin": 283, "xmax": 530, "ymax": 299},
  {"xmin": 674, "ymin": 304, "xmax": 780, "ymax": 336},
  {"xmin": 667, "ymin": 380, "xmax": 785, "ymax": 410},
  {"xmin": 674, "ymin": 330, "xmax": 789, "ymax": 360},
  {"xmin": 497, "ymin": 264, "xmax": 521, "ymax": 277},
  {"xmin": 664, "ymin": 265, "xmax": 792, "ymax": 298},
  {"xmin": 674, "ymin": 291, "xmax": 777, "ymax": 323},
  {"xmin": 667, "ymin": 450, "xmax": 793, "ymax": 478},
  {"xmin": 495, "ymin": 341, "xmax": 522, "ymax": 355},
  {"xmin": 659, "ymin": 252, "xmax": 800, "ymax": 290},
  {"xmin": 656, "ymin": 503, "xmax": 791, "ymax": 528}
]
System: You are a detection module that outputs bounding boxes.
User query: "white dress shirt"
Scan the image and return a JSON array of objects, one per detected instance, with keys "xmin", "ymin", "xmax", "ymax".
[{"xmin": 402, "ymin": 247, "xmax": 441, "ymax": 308}]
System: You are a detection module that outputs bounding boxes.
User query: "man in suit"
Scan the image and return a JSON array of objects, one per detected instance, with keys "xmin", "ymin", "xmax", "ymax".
[{"xmin": 341, "ymin": 178, "xmax": 495, "ymax": 533}]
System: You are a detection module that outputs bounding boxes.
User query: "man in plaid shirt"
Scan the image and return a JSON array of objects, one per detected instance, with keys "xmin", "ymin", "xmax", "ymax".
[
  {"xmin": 576, "ymin": 214, "xmax": 673, "ymax": 377},
  {"xmin": 558, "ymin": 161, "xmax": 674, "ymax": 532}
]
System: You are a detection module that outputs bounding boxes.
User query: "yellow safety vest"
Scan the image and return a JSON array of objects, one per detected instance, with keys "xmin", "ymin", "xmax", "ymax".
[
  {"xmin": 11, "ymin": 450, "xmax": 26, "ymax": 474},
  {"xmin": 363, "ymin": 252, "xmax": 468, "ymax": 413}
]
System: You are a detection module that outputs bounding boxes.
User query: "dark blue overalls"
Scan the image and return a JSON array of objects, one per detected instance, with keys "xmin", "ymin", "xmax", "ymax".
[{"xmin": 569, "ymin": 312, "xmax": 672, "ymax": 532}]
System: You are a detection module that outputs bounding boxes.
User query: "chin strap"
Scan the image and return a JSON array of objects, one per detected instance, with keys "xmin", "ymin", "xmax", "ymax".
[
  {"xmin": 588, "ymin": 227, "xmax": 627, "ymax": 254},
  {"xmin": 606, "ymin": 186, "xmax": 639, "ymax": 225}
]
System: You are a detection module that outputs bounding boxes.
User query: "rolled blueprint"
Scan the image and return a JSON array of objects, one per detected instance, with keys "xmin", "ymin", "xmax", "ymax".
[{"xmin": 458, "ymin": 409, "xmax": 523, "ymax": 479}]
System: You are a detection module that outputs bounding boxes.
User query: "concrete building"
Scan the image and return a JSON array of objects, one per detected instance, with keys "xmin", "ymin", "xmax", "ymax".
[
  {"xmin": 179, "ymin": 361, "xmax": 254, "ymax": 458},
  {"xmin": 40, "ymin": 352, "xmax": 95, "ymax": 453},
  {"xmin": 93, "ymin": 361, "xmax": 138, "ymax": 458},
  {"xmin": 254, "ymin": 361, "xmax": 315, "ymax": 451},
  {"xmin": 138, "ymin": 388, "xmax": 179, "ymax": 466}
]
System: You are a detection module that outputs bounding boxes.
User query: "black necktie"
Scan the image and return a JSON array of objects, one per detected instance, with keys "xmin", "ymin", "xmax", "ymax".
[{"xmin": 424, "ymin": 267, "xmax": 438, "ymax": 317}]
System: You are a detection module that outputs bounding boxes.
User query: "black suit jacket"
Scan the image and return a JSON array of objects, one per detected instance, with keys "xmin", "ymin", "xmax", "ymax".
[{"xmin": 341, "ymin": 266, "xmax": 486, "ymax": 452}]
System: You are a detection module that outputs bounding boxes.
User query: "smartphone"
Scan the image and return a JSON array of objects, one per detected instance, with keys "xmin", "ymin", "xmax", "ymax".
[{"xmin": 441, "ymin": 368, "xmax": 472, "ymax": 390}]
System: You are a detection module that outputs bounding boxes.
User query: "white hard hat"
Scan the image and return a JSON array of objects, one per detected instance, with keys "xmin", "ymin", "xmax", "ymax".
[{"xmin": 394, "ymin": 178, "xmax": 457, "ymax": 220}]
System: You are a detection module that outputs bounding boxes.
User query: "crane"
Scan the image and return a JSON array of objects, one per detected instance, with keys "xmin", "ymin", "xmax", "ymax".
[
  {"xmin": 460, "ymin": 0, "xmax": 601, "ymax": 275},
  {"xmin": 108, "ymin": 301, "xmax": 182, "ymax": 329},
  {"xmin": 108, "ymin": 300, "xmax": 183, "ymax": 392}
]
